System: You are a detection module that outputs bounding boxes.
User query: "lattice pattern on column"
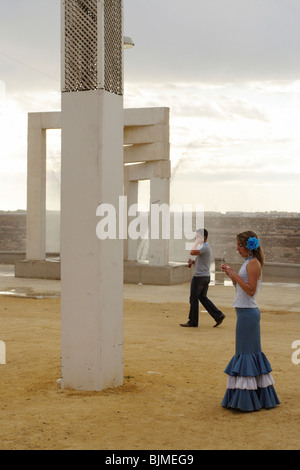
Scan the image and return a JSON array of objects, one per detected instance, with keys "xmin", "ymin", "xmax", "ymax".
[
  {"xmin": 64, "ymin": 0, "xmax": 98, "ymax": 92},
  {"xmin": 63, "ymin": 0, "xmax": 123, "ymax": 95},
  {"xmin": 104, "ymin": 0, "xmax": 123, "ymax": 95}
]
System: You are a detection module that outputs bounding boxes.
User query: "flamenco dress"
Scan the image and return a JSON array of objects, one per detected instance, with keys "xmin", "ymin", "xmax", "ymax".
[{"xmin": 221, "ymin": 258, "xmax": 280, "ymax": 412}]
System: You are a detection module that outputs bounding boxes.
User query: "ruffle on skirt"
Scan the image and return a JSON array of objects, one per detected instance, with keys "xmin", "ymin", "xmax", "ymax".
[
  {"xmin": 227, "ymin": 373, "xmax": 274, "ymax": 390},
  {"xmin": 222, "ymin": 385, "xmax": 280, "ymax": 412},
  {"xmin": 222, "ymin": 352, "xmax": 280, "ymax": 412},
  {"xmin": 224, "ymin": 351, "xmax": 272, "ymax": 377}
]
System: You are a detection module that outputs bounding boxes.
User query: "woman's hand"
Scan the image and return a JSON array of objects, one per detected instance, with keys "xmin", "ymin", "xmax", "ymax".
[
  {"xmin": 222, "ymin": 264, "xmax": 237, "ymax": 283},
  {"xmin": 222, "ymin": 264, "xmax": 234, "ymax": 276}
]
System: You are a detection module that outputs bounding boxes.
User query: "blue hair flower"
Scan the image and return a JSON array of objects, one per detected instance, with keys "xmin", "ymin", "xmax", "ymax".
[{"xmin": 246, "ymin": 237, "xmax": 260, "ymax": 251}]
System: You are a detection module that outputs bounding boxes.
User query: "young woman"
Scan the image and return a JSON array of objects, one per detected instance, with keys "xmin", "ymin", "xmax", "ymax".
[{"xmin": 221, "ymin": 231, "xmax": 280, "ymax": 412}]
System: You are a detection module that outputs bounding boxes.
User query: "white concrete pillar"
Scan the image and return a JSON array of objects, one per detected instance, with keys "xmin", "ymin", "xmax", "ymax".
[
  {"xmin": 61, "ymin": 90, "xmax": 124, "ymax": 391},
  {"xmin": 26, "ymin": 113, "xmax": 46, "ymax": 260},
  {"xmin": 149, "ymin": 177, "xmax": 170, "ymax": 266},
  {"xmin": 60, "ymin": 0, "xmax": 124, "ymax": 391},
  {"xmin": 126, "ymin": 180, "xmax": 139, "ymax": 261}
]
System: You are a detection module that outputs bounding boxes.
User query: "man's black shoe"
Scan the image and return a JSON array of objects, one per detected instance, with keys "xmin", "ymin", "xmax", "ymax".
[{"xmin": 213, "ymin": 314, "xmax": 226, "ymax": 328}]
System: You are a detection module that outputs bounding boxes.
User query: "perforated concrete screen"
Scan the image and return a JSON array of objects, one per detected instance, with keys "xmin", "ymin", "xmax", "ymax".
[
  {"xmin": 63, "ymin": 0, "xmax": 123, "ymax": 95},
  {"xmin": 104, "ymin": 0, "xmax": 123, "ymax": 95}
]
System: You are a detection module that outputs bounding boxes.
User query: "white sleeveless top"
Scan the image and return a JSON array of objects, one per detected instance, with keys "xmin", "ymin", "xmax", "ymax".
[{"xmin": 233, "ymin": 258, "xmax": 261, "ymax": 308}]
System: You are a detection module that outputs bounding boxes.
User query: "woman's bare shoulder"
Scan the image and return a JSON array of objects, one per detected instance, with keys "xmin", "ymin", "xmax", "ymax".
[{"xmin": 247, "ymin": 257, "xmax": 262, "ymax": 275}]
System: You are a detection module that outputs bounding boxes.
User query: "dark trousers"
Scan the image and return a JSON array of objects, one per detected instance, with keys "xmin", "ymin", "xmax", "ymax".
[{"xmin": 188, "ymin": 276, "xmax": 223, "ymax": 326}]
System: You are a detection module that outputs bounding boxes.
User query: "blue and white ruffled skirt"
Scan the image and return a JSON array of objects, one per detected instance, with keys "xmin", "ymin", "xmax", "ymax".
[{"xmin": 221, "ymin": 307, "xmax": 280, "ymax": 412}]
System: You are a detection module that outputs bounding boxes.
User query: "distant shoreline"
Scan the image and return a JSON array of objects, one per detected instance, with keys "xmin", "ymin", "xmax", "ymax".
[{"xmin": 1, "ymin": 209, "xmax": 300, "ymax": 218}]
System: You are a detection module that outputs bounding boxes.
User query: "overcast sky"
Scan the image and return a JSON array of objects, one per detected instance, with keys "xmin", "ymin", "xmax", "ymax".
[{"xmin": 0, "ymin": 0, "xmax": 300, "ymax": 212}]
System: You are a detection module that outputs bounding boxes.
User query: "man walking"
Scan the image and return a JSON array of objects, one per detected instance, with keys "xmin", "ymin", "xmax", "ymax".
[{"xmin": 180, "ymin": 229, "xmax": 225, "ymax": 328}]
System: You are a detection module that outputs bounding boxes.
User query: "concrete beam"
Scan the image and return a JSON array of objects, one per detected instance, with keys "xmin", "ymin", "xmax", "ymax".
[
  {"xmin": 40, "ymin": 112, "xmax": 61, "ymax": 129},
  {"xmin": 126, "ymin": 160, "xmax": 171, "ymax": 182},
  {"xmin": 124, "ymin": 107, "xmax": 169, "ymax": 127},
  {"xmin": 124, "ymin": 142, "xmax": 170, "ymax": 163},
  {"xmin": 124, "ymin": 123, "xmax": 169, "ymax": 145}
]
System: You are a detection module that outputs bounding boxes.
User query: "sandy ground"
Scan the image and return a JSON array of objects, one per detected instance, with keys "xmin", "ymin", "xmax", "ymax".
[{"xmin": 0, "ymin": 277, "xmax": 299, "ymax": 451}]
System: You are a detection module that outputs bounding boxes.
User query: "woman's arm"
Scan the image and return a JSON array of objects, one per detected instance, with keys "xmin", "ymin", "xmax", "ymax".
[{"xmin": 222, "ymin": 259, "xmax": 261, "ymax": 296}]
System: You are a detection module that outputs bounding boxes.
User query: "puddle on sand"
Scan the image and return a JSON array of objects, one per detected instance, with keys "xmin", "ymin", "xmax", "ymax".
[{"xmin": 0, "ymin": 287, "xmax": 59, "ymax": 299}]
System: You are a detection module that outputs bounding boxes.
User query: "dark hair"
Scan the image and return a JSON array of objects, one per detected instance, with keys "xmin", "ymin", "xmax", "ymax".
[
  {"xmin": 196, "ymin": 228, "xmax": 208, "ymax": 239},
  {"xmin": 237, "ymin": 230, "xmax": 265, "ymax": 267}
]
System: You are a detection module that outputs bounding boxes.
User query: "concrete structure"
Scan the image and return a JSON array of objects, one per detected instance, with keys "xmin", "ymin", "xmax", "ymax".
[
  {"xmin": 15, "ymin": 106, "xmax": 192, "ymax": 284},
  {"xmin": 26, "ymin": 112, "xmax": 61, "ymax": 261},
  {"xmin": 60, "ymin": 0, "xmax": 125, "ymax": 391},
  {"xmin": 124, "ymin": 107, "xmax": 170, "ymax": 267},
  {"xmin": 61, "ymin": 91, "xmax": 124, "ymax": 391}
]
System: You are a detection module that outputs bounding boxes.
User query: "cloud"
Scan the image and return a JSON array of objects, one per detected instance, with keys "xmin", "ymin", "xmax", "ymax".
[
  {"xmin": 1, "ymin": 0, "xmax": 300, "ymax": 94},
  {"xmin": 0, "ymin": 0, "xmax": 60, "ymax": 93},
  {"xmin": 173, "ymin": 165, "xmax": 300, "ymax": 185},
  {"xmin": 218, "ymin": 97, "xmax": 268, "ymax": 122},
  {"xmin": 124, "ymin": 0, "xmax": 300, "ymax": 83},
  {"xmin": 0, "ymin": 170, "xmax": 26, "ymax": 210},
  {"xmin": 0, "ymin": 0, "xmax": 299, "ymax": 213},
  {"xmin": 124, "ymin": 80, "xmax": 300, "ymax": 215},
  {"xmin": 170, "ymin": 162, "xmax": 300, "ymax": 213},
  {"xmin": 172, "ymin": 95, "xmax": 268, "ymax": 122},
  {"xmin": 125, "ymin": 82, "xmax": 269, "ymax": 122}
]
